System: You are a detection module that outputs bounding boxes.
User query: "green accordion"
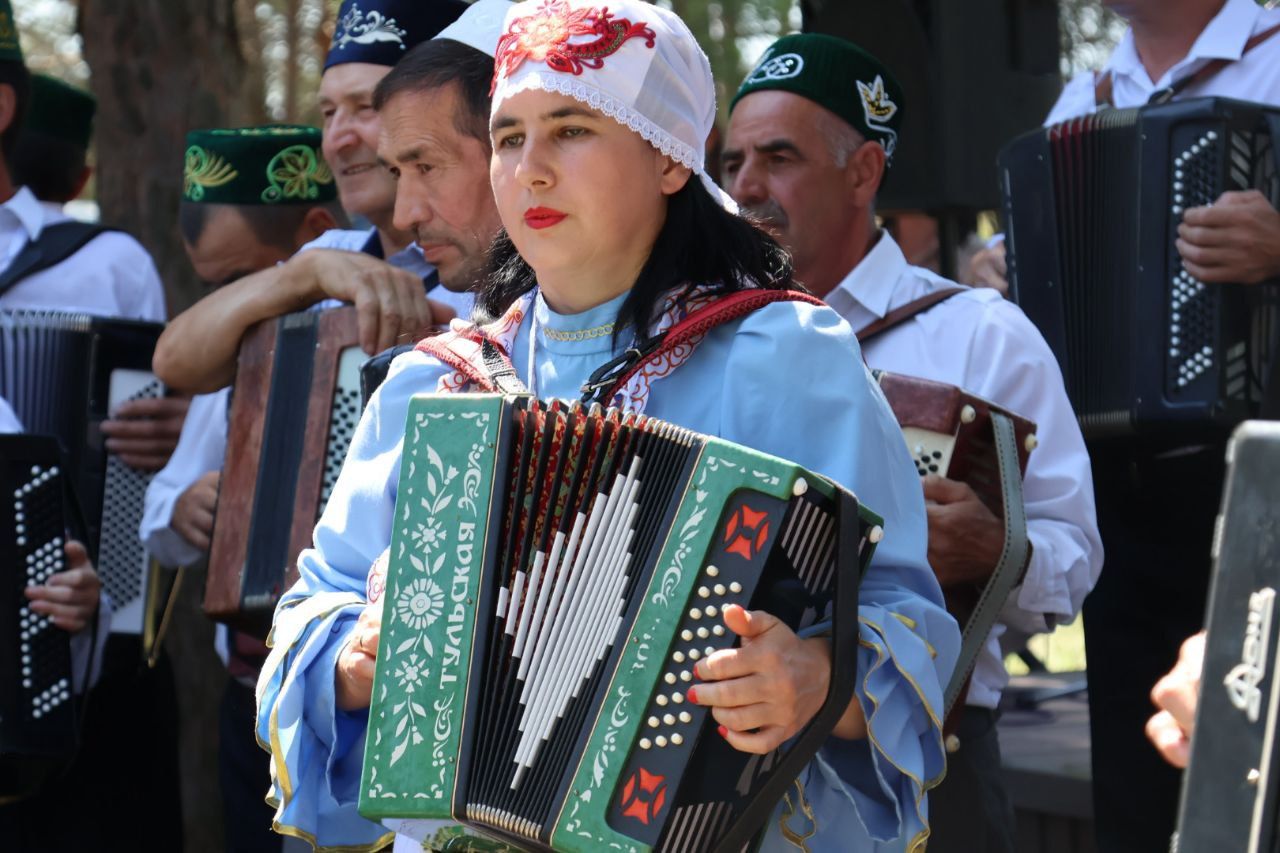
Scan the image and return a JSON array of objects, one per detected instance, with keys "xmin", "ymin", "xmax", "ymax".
[{"xmin": 359, "ymin": 394, "xmax": 882, "ymax": 852}]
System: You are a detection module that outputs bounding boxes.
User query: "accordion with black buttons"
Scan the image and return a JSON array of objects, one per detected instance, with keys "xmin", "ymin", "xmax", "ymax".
[
  {"xmin": 358, "ymin": 394, "xmax": 879, "ymax": 852},
  {"xmin": 0, "ymin": 434, "xmax": 77, "ymax": 799},
  {"xmin": 1175, "ymin": 420, "xmax": 1280, "ymax": 853},
  {"xmin": 0, "ymin": 310, "xmax": 163, "ymax": 636},
  {"xmin": 206, "ymin": 307, "xmax": 366, "ymax": 634},
  {"xmin": 1000, "ymin": 97, "xmax": 1280, "ymax": 437}
]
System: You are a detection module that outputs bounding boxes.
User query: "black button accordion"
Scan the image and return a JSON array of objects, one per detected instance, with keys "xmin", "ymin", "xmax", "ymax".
[
  {"xmin": 1000, "ymin": 97, "xmax": 1280, "ymax": 437},
  {"xmin": 358, "ymin": 394, "xmax": 881, "ymax": 852},
  {"xmin": 0, "ymin": 310, "xmax": 163, "ymax": 636},
  {"xmin": 1175, "ymin": 421, "xmax": 1280, "ymax": 853},
  {"xmin": 0, "ymin": 434, "xmax": 77, "ymax": 799}
]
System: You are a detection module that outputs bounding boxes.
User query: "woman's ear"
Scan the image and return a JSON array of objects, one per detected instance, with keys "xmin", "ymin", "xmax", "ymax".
[{"xmin": 659, "ymin": 155, "xmax": 693, "ymax": 196}]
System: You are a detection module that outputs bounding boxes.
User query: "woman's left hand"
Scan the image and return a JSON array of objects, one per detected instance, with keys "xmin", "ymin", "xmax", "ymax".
[{"xmin": 687, "ymin": 604, "xmax": 865, "ymax": 753}]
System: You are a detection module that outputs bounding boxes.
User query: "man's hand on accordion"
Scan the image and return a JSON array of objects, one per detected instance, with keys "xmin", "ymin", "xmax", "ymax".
[
  {"xmin": 1145, "ymin": 630, "xmax": 1206, "ymax": 770},
  {"xmin": 23, "ymin": 540, "xmax": 101, "ymax": 634},
  {"xmin": 921, "ymin": 474, "xmax": 1005, "ymax": 588},
  {"xmin": 289, "ymin": 249, "xmax": 456, "ymax": 355},
  {"xmin": 1177, "ymin": 189, "xmax": 1280, "ymax": 285},
  {"xmin": 100, "ymin": 395, "xmax": 192, "ymax": 472},
  {"xmin": 686, "ymin": 603, "xmax": 867, "ymax": 754},
  {"xmin": 336, "ymin": 600, "xmax": 383, "ymax": 712}
]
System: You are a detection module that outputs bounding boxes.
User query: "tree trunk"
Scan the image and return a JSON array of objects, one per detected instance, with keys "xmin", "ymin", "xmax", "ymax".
[
  {"xmin": 284, "ymin": 0, "xmax": 301, "ymax": 121},
  {"xmin": 76, "ymin": 0, "xmax": 251, "ymax": 316},
  {"xmin": 75, "ymin": 5, "xmax": 250, "ymax": 852}
]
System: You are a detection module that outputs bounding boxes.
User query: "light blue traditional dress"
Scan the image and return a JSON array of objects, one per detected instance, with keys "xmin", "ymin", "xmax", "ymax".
[{"xmin": 256, "ymin": 284, "xmax": 959, "ymax": 852}]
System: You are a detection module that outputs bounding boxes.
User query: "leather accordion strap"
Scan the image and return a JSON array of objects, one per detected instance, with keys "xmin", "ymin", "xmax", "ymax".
[
  {"xmin": 943, "ymin": 411, "xmax": 1032, "ymax": 716},
  {"xmin": 855, "ymin": 286, "xmax": 966, "ymax": 345},
  {"xmin": 1095, "ymin": 22, "xmax": 1280, "ymax": 109}
]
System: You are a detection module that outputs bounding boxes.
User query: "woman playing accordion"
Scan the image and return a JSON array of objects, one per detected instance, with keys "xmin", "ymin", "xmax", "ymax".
[{"xmin": 254, "ymin": 1, "xmax": 959, "ymax": 850}]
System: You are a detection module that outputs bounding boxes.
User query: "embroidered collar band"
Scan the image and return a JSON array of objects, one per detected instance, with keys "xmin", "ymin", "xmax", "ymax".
[
  {"xmin": 489, "ymin": 0, "xmax": 737, "ymax": 212},
  {"xmin": 325, "ymin": 0, "xmax": 467, "ymax": 70},
  {"xmin": 731, "ymin": 33, "xmax": 906, "ymax": 167},
  {"xmin": 182, "ymin": 125, "xmax": 336, "ymax": 206}
]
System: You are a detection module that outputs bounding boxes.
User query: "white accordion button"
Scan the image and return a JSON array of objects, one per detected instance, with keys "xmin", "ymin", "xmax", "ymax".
[
  {"xmin": 697, "ymin": 587, "xmax": 710, "ymax": 599},
  {"xmin": 640, "ymin": 738, "xmax": 652, "ymax": 750},
  {"xmin": 729, "ymin": 582, "xmax": 742, "ymax": 594},
  {"xmin": 648, "ymin": 716, "xmax": 660, "ymax": 728},
  {"xmin": 664, "ymin": 673, "xmax": 677, "ymax": 685},
  {"xmin": 713, "ymin": 625, "xmax": 726, "ymax": 637},
  {"xmin": 697, "ymin": 627, "xmax": 710, "ymax": 639},
  {"xmin": 673, "ymin": 651, "xmax": 686, "ymax": 663},
  {"xmin": 671, "ymin": 733, "xmax": 684, "ymax": 746},
  {"xmin": 679, "ymin": 711, "xmax": 692, "ymax": 724},
  {"xmin": 704, "ymin": 606, "xmax": 718, "ymax": 617},
  {"xmin": 663, "ymin": 714, "xmax": 675, "ymax": 726},
  {"xmin": 655, "ymin": 736, "xmax": 668, "ymax": 748},
  {"xmin": 689, "ymin": 608, "xmax": 702, "ymax": 621},
  {"xmin": 681, "ymin": 629, "xmax": 693, "ymax": 642},
  {"xmin": 960, "ymin": 405, "xmax": 977, "ymax": 424},
  {"xmin": 706, "ymin": 565, "xmax": 720, "ymax": 578},
  {"xmin": 679, "ymin": 670, "xmax": 692, "ymax": 682},
  {"xmin": 672, "ymin": 692, "xmax": 684, "ymax": 704},
  {"xmin": 713, "ymin": 584, "xmax": 726, "ymax": 596},
  {"xmin": 869, "ymin": 526, "xmax": 885, "ymax": 544},
  {"xmin": 792, "ymin": 477, "xmax": 809, "ymax": 497},
  {"xmin": 656, "ymin": 694, "xmax": 669, "ymax": 707},
  {"xmin": 688, "ymin": 649, "xmax": 701, "ymax": 661}
]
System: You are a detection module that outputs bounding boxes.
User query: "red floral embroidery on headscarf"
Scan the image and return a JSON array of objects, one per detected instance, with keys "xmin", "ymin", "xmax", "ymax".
[{"xmin": 491, "ymin": 0, "xmax": 656, "ymax": 94}]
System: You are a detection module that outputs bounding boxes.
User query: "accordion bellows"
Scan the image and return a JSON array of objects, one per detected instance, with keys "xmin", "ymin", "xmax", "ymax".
[{"xmin": 359, "ymin": 394, "xmax": 881, "ymax": 852}]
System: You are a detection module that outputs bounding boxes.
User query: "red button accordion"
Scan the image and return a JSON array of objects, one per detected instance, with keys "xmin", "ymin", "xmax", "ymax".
[{"xmin": 205, "ymin": 307, "xmax": 366, "ymax": 634}]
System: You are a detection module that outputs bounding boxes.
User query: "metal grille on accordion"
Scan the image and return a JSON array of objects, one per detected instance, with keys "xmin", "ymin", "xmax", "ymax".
[
  {"xmin": 0, "ymin": 435, "xmax": 76, "ymax": 797},
  {"xmin": 358, "ymin": 394, "xmax": 880, "ymax": 853},
  {"xmin": 0, "ymin": 310, "xmax": 164, "ymax": 635},
  {"xmin": 205, "ymin": 306, "xmax": 365, "ymax": 635},
  {"xmin": 1175, "ymin": 421, "xmax": 1280, "ymax": 853},
  {"xmin": 1000, "ymin": 97, "xmax": 1280, "ymax": 437}
]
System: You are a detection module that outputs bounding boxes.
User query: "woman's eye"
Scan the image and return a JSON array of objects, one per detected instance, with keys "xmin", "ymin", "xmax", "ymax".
[
  {"xmin": 498, "ymin": 133, "xmax": 524, "ymax": 148},
  {"xmin": 561, "ymin": 126, "xmax": 587, "ymax": 138}
]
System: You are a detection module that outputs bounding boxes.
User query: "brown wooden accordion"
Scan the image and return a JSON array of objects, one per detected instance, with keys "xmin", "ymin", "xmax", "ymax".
[
  {"xmin": 205, "ymin": 307, "xmax": 365, "ymax": 635},
  {"xmin": 874, "ymin": 370, "xmax": 1038, "ymax": 718}
]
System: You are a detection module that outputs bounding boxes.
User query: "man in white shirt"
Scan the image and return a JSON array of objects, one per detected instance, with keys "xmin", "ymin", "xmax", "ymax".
[
  {"xmin": 724, "ymin": 34, "xmax": 1102, "ymax": 852},
  {"xmin": 141, "ymin": 123, "xmax": 347, "ymax": 853},
  {"xmin": 969, "ymin": 0, "xmax": 1280, "ymax": 291},
  {"xmin": 153, "ymin": 0, "xmax": 477, "ymax": 396}
]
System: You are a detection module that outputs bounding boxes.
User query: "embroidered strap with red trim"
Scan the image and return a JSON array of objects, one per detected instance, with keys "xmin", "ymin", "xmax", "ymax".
[
  {"xmin": 1095, "ymin": 21, "xmax": 1280, "ymax": 108},
  {"xmin": 416, "ymin": 288, "xmax": 825, "ymax": 402},
  {"xmin": 583, "ymin": 289, "xmax": 825, "ymax": 403}
]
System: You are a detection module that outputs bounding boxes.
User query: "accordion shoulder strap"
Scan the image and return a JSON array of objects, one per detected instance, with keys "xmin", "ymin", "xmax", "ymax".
[
  {"xmin": 942, "ymin": 410, "xmax": 1032, "ymax": 716},
  {"xmin": 582, "ymin": 288, "xmax": 826, "ymax": 403},
  {"xmin": 0, "ymin": 221, "xmax": 120, "ymax": 297},
  {"xmin": 856, "ymin": 285, "xmax": 967, "ymax": 345},
  {"xmin": 416, "ymin": 328, "xmax": 530, "ymax": 396},
  {"xmin": 1096, "ymin": 22, "xmax": 1280, "ymax": 109}
]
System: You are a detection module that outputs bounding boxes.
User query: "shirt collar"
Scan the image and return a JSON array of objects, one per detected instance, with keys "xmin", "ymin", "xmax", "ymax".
[
  {"xmin": 0, "ymin": 186, "xmax": 47, "ymax": 242},
  {"xmin": 829, "ymin": 230, "xmax": 909, "ymax": 321},
  {"xmin": 533, "ymin": 287, "xmax": 629, "ymax": 355},
  {"xmin": 1106, "ymin": 0, "xmax": 1261, "ymax": 87}
]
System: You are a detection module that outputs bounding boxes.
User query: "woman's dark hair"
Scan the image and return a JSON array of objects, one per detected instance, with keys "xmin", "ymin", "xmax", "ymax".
[{"xmin": 477, "ymin": 175, "xmax": 797, "ymax": 339}]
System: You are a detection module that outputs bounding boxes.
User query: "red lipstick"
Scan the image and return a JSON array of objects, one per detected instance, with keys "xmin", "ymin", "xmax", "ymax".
[{"xmin": 524, "ymin": 206, "xmax": 566, "ymax": 230}]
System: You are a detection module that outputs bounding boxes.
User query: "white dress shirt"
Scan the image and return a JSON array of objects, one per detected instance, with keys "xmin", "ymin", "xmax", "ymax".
[
  {"xmin": 139, "ymin": 388, "xmax": 229, "ymax": 568},
  {"xmin": 1045, "ymin": 0, "xmax": 1280, "ymax": 124},
  {"xmin": 0, "ymin": 394, "xmax": 20, "ymax": 433},
  {"xmin": 297, "ymin": 227, "xmax": 475, "ymax": 319},
  {"xmin": 0, "ymin": 187, "xmax": 166, "ymax": 321},
  {"xmin": 828, "ymin": 232, "xmax": 1103, "ymax": 707}
]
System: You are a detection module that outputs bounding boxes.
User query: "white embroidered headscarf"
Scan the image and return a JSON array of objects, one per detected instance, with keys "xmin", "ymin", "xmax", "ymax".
[{"xmin": 489, "ymin": 0, "xmax": 737, "ymax": 212}]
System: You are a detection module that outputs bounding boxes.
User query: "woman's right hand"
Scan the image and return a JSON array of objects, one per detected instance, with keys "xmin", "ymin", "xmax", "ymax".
[{"xmin": 336, "ymin": 601, "xmax": 382, "ymax": 711}]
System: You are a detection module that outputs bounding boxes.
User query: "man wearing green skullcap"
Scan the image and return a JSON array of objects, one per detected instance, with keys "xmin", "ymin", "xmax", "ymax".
[
  {"xmin": 726, "ymin": 33, "xmax": 1100, "ymax": 853},
  {"xmin": 141, "ymin": 123, "xmax": 345, "ymax": 853},
  {"xmin": 12, "ymin": 73, "xmax": 96, "ymax": 203},
  {"xmin": 178, "ymin": 125, "xmax": 345, "ymax": 286}
]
